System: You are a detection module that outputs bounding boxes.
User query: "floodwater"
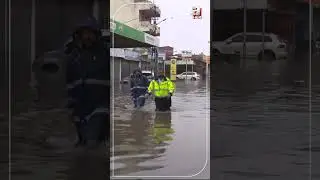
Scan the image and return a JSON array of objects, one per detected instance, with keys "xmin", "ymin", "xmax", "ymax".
[
  {"xmin": 211, "ymin": 56, "xmax": 320, "ymax": 179},
  {"xmin": 8, "ymin": 105, "xmax": 109, "ymax": 180},
  {"xmin": 3, "ymin": 55, "xmax": 320, "ymax": 179},
  {"xmin": 111, "ymin": 80, "xmax": 210, "ymax": 178},
  {"xmin": 0, "ymin": 79, "xmax": 209, "ymax": 180}
]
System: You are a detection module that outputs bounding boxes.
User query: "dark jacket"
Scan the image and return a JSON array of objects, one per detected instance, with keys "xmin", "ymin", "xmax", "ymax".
[
  {"xmin": 130, "ymin": 70, "xmax": 149, "ymax": 98},
  {"xmin": 66, "ymin": 17, "xmax": 109, "ymax": 119}
]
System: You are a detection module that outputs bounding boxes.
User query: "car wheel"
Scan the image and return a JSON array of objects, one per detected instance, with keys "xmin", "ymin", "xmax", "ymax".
[
  {"xmin": 258, "ymin": 50, "xmax": 276, "ymax": 61},
  {"xmin": 191, "ymin": 77, "xmax": 196, "ymax": 81}
]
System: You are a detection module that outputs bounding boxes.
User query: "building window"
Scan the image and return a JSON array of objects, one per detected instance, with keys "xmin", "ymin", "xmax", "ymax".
[{"xmin": 139, "ymin": 11, "xmax": 150, "ymax": 22}]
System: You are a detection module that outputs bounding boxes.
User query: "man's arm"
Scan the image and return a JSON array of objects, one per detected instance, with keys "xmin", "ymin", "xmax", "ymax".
[
  {"xmin": 148, "ymin": 81, "xmax": 154, "ymax": 93},
  {"xmin": 168, "ymin": 81, "xmax": 175, "ymax": 94}
]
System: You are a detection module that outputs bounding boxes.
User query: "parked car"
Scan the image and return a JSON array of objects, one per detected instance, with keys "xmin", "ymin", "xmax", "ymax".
[
  {"xmin": 176, "ymin": 72, "xmax": 200, "ymax": 80},
  {"xmin": 120, "ymin": 70, "xmax": 154, "ymax": 84},
  {"xmin": 141, "ymin": 70, "xmax": 154, "ymax": 82},
  {"xmin": 212, "ymin": 32, "xmax": 288, "ymax": 61}
]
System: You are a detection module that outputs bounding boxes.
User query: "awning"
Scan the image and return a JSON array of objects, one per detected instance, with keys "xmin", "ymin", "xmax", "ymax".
[{"xmin": 109, "ymin": 20, "xmax": 160, "ymax": 48}]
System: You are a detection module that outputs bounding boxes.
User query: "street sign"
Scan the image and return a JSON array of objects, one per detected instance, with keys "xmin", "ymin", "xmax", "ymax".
[
  {"xmin": 181, "ymin": 50, "xmax": 192, "ymax": 57},
  {"xmin": 170, "ymin": 59, "xmax": 177, "ymax": 81}
]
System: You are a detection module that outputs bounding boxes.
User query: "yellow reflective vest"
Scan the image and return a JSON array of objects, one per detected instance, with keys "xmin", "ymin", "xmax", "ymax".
[{"xmin": 148, "ymin": 78, "xmax": 175, "ymax": 97}]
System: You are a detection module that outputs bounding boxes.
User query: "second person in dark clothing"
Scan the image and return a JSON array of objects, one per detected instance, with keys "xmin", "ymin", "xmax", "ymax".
[{"xmin": 130, "ymin": 69, "xmax": 149, "ymax": 108}]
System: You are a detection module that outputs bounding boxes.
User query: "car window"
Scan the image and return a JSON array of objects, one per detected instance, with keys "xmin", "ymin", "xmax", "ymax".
[
  {"xmin": 264, "ymin": 36, "xmax": 272, "ymax": 42},
  {"xmin": 187, "ymin": 72, "xmax": 195, "ymax": 75},
  {"xmin": 231, "ymin": 35, "xmax": 244, "ymax": 42},
  {"xmin": 246, "ymin": 35, "xmax": 262, "ymax": 42},
  {"xmin": 181, "ymin": 72, "xmax": 186, "ymax": 75},
  {"xmin": 142, "ymin": 73, "xmax": 152, "ymax": 76},
  {"xmin": 245, "ymin": 35, "xmax": 273, "ymax": 42}
]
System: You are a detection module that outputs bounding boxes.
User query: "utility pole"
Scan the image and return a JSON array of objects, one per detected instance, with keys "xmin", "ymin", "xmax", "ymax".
[
  {"xmin": 262, "ymin": 9, "xmax": 266, "ymax": 60},
  {"xmin": 242, "ymin": 0, "xmax": 247, "ymax": 68},
  {"xmin": 151, "ymin": 0, "xmax": 158, "ymax": 77}
]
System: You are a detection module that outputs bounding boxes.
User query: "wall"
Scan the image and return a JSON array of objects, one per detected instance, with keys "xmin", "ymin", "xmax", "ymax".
[
  {"xmin": 0, "ymin": 0, "xmax": 7, "ymax": 114},
  {"xmin": 8, "ymin": 0, "xmax": 104, "ymax": 114},
  {"xmin": 112, "ymin": 57, "xmax": 140, "ymax": 82},
  {"xmin": 213, "ymin": 0, "xmax": 268, "ymax": 10},
  {"xmin": 11, "ymin": 0, "xmax": 32, "ymax": 104},
  {"xmin": 159, "ymin": 46, "xmax": 174, "ymax": 59},
  {"xmin": 111, "ymin": 0, "xmax": 144, "ymax": 30}
]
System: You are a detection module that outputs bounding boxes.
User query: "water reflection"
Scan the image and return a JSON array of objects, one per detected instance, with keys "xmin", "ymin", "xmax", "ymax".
[
  {"xmin": 65, "ymin": 151, "xmax": 108, "ymax": 180},
  {"xmin": 211, "ymin": 58, "xmax": 316, "ymax": 179},
  {"xmin": 152, "ymin": 111, "xmax": 174, "ymax": 145},
  {"xmin": 112, "ymin": 110, "xmax": 174, "ymax": 176}
]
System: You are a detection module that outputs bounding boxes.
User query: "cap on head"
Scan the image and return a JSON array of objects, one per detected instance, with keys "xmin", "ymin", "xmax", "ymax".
[
  {"xmin": 74, "ymin": 17, "xmax": 100, "ymax": 38},
  {"xmin": 133, "ymin": 69, "xmax": 142, "ymax": 74}
]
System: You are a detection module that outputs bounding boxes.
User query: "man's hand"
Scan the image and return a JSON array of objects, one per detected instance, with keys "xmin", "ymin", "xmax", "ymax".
[
  {"xmin": 145, "ymin": 92, "xmax": 152, "ymax": 98},
  {"xmin": 169, "ymin": 92, "xmax": 173, "ymax": 97}
]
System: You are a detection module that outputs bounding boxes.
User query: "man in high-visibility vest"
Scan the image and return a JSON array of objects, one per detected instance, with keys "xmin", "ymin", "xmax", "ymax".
[{"xmin": 148, "ymin": 73, "xmax": 175, "ymax": 111}]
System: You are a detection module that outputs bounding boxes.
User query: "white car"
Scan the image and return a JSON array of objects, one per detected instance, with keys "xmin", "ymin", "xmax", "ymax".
[
  {"xmin": 120, "ymin": 70, "xmax": 154, "ymax": 84},
  {"xmin": 141, "ymin": 70, "xmax": 154, "ymax": 82},
  {"xmin": 176, "ymin": 72, "xmax": 200, "ymax": 80},
  {"xmin": 212, "ymin": 32, "xmax": 288, "ymax": 60}
]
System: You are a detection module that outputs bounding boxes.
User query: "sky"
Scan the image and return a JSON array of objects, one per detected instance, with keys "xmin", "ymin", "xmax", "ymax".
[{"xmin": 156, "ymin": 0, "xmax": 210, "ymax": 55}]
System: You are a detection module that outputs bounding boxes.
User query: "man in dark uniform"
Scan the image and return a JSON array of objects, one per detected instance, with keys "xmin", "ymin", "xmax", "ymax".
[
  {"xmin": 130, "ymin": 69, "xmax": 149, "ymax": 108},
  {"xmin": 65, "ymin": 17, "xmax": 109, "ymax": 148}
]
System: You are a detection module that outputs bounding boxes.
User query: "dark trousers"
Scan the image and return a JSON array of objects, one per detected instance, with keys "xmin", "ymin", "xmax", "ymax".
[
  {"xmin": 133, "ymin": 96, "xmax": 146, "ymax": 107},
  {"xmin": 155, "ymin": 97, "xmax": 170, "ymax": 111},
  {"xmin": 74, "ymin": 112, "xmax": 109, "ymax": 147}
]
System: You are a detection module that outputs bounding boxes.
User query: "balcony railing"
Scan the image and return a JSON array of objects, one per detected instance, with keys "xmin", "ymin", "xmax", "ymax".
[
  {"xmin": 138, "ymin": 2, "xmax": 161, "ymax": 18},
  {"xmin": 139, "ymin": 21, "xmax": 160, "ymax": 36}
]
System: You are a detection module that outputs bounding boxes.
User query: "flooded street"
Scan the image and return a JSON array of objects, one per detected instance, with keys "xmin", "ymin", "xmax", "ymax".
[
  {"xmin": 1, "ymin": 79, "xmax": 209, "ymax": 180},
  {"xmin": 3, "ymin": 55, "xmax": 320, "ymax": 179},
  {"xmin": 211, "ymin": 56, "xmax": 320, "ymax": 180},
  {"xmin": 111, "ymin": 80, "xmax": 210, "ymax": 178}
]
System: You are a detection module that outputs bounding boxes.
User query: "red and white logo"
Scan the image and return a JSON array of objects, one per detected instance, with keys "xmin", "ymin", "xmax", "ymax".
[{"xmin": 192, "ymin": 6, "xmax": 202, "ymax": 19}]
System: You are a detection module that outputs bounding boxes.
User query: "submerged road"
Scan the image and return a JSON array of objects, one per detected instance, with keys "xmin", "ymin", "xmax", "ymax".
[
  {"xmin": 111, "ymin": 80, "xmax": 210, "ymax": 178},
  {"xmin": 0, "ymin": 79, "xmax": 209, "ymax": 179},
  {"xmin": 211, "ymin": 56, "xmax": 320, "ymax": 180}
]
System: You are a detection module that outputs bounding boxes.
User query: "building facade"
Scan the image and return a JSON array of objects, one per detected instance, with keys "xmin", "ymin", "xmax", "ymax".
[
  {"xmin": 1, "ymin": 0, "xmax": 110, "ymax": 114},
  {"xmin": 110, "ymin": 0, "xmax": 161, "ymax": 82},
  {"xmin": 158, "ymin": 46, "xmax": 174, "ymax": 59}
]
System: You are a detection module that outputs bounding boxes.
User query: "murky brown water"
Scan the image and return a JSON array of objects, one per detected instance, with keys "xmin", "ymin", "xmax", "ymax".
[
  {"xmin": 0, "ymin": 79, "xmax": 209, "ymax": 180},
  {"xmin": 211, "ymin": 56, "xmax": 320, "ymax": 179},
  {"xmin": 111, "ymin": 80, "xmax": 210, "ymax": 178},
  {"xmin": 4, "ymin": 55, "xmax": 320, "ymax": 179}
]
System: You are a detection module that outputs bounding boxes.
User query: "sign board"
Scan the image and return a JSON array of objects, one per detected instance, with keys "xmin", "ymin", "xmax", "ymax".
[
  {"xmin": 158, "ymin": 52, "xmax": 166, "ymax": 61},
  {"xmin": 170, "ymin": 59, "xmax": 177, "ymax": 81},
  {"xmin": 124, "ymin": 49, "xmax": 140, "ymax": 61},
  {"xmin": 165, "ymin": 59, "xmax": 194, "ymax": 65},
  {"xmin": 181, "ymin": 50, "xmax": 192, "ymax": 57},
  {"xmin": 110, "ymin": 48, "xmax": 125, "ymax": 58},
  {"xmin": 144, "ymin": 34, "xmax": 160, "ymax": 46}
]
